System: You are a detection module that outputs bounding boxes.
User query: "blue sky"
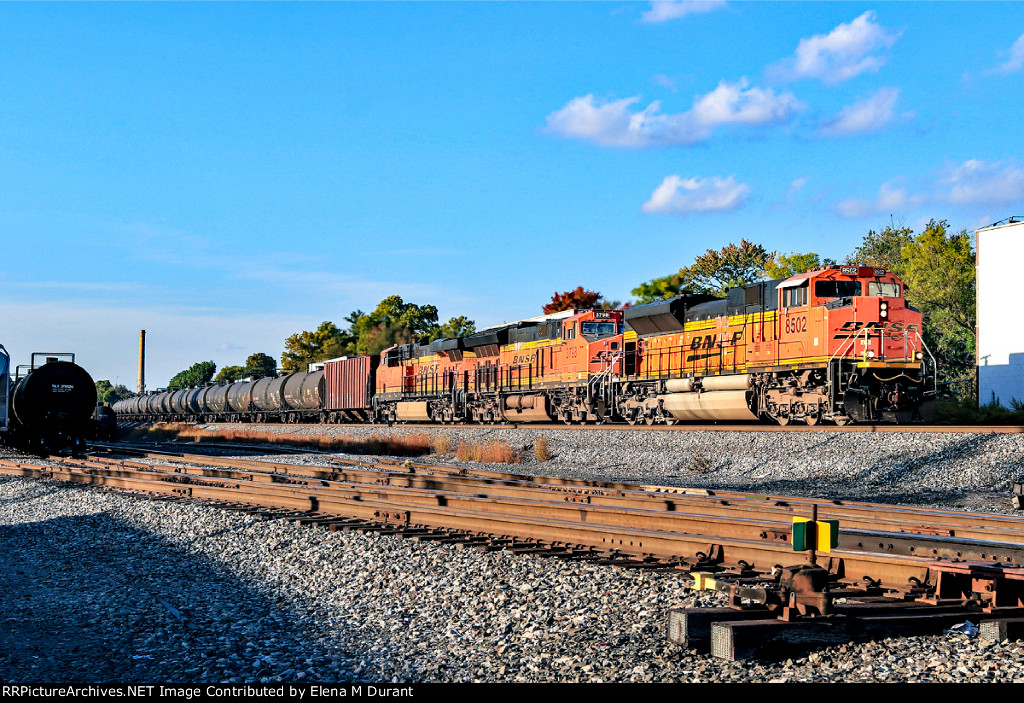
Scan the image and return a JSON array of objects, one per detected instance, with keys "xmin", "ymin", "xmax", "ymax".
[{"xmin": 1, "ymin": 2, "xmax": 1021, "ymax": 388}]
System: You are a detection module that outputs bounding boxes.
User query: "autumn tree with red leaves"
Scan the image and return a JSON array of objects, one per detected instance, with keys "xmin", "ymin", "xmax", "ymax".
[{"xmin": 543, "ymin": 287, "xmax": 604, "ymax": 314}]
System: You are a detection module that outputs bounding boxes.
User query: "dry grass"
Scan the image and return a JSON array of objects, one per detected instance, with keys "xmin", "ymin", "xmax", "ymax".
[
  {"xmin": 432, "ymin": 434, "xmax": 453, "ymax": 454},
  {"xmin": 125, "ymin": 423, "xmax": 432, "ymax": 457},
  {"xmin": 533, "ymin": 434, "xmax": 550, "ymax": 462},
  {"xmin": 454, "ymin": 439, "xmax": 521, "ymax": 464}
]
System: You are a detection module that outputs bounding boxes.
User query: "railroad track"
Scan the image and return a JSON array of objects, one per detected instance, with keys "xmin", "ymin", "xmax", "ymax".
[
  {"xmin": 122, "ymin": 420, "xmax": 1024, "ymax": 434},
  {"xmin": 2, "ymin": 448, "xmax": 1023, "ymax": 660}
]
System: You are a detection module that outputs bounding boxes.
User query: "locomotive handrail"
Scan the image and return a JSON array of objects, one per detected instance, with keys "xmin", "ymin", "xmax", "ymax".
[
  {"xmin": 587, "ymin": 351, "xmax": 623, "ymax": 419},
  {"xmin": 913, "ymin": 332, "xmax": 938, "ymax": 397},
  {"xmin": 826, "ymin": 326, "xmax": 871, "ymax": 406}
]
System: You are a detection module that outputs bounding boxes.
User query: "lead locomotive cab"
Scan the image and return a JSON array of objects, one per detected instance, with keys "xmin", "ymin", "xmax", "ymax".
[{"xmin": 771, "ymin": 265, "xmax": 934, "ymax": 424}]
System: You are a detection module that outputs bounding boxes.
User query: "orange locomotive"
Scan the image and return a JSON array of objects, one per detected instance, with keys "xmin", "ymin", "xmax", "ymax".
[{"xmin": 373, "ymin": 266, "xmax": 934, "ymax": 426}]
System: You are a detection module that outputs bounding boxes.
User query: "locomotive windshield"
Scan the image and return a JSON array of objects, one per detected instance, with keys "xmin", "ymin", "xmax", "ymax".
[
  {"xmin": 868, "ymin": 282, "xmax": 901, "ymax": 297},
  {"xmin": 581, "ymin": 321, "xmax": 617, "ymax": 340},
  {"xmin": 814, "ymin": 280, "xmax": 862, "ymax": 298}
]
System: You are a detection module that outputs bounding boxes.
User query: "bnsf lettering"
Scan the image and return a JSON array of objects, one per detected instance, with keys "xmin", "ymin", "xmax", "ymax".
[
  {"xmin": 833, "ymin": 321, "xmax": 919, "ymax": 338},
  {"xmin": 512, "ymin": 354, "xmax": 537, "ymax": 364},
  {"xmin": 688, "ymin": 331, "xmax": 743, "ymax": 351}
]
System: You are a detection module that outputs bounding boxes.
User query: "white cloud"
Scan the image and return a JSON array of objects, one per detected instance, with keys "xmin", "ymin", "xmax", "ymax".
[
  {"xmin": 652, "ymin": 74, "xmax": 679, "ymax": 92},
  {"xmin": 988, "ymin": 32, "xmax": 1024, "ymax": 75},
  {"xmin": 787, "ymin": 177, "xmax": 810, "ymax": 198},
  {"xmin": 819, "ymin": 87, "xmax": 901, "ymax": 136},
  {"xmin": 545, "ymin": 79, "xmax": 802, "ymax": 148},
  {"xmin": 770, "ymin": 11, "xmax": 901, "ymax": 85},
  {"xmin": 942, "ymin": 159, "xmax": 1024, "ymax": 205},
  {"xmin": 690, "ymin": 79, "xmax": 803, "ymax": 125},
  {"xmin": 640, "ymin": 0, "xmax": 726, "ymax": 23},
  {"xmin": 837, "ymin": 181, "xmax": 925, "ymax": 218},
  {"xmin": 642, "ymin": 175, "xmax": 750, "ymax": 215}
]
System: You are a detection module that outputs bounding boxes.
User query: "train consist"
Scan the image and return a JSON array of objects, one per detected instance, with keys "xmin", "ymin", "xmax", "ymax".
[
  {"xmin": 3, "ymin": 353, "xmax": 98, "ymax": 454},
  {"xmin": 114, "ymin": 266, "xmax": 936, "ymax": 427}
]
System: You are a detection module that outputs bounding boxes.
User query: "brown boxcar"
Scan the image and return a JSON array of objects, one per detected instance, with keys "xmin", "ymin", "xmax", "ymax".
[{"xmin": 324, "ymin": 356, "xmax": 377, "ymax": 421}]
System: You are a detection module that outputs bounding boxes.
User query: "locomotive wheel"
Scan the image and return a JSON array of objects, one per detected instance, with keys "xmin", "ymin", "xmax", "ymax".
[
  {"xmin": 834, "ymin": 416, "xmax": 851, "ymax": 426},
  {"xmin": 644, "ymin": 413, "xmax": 656, "ymax": 426},
  {"xmin": 805, "ymin": 414, "xmax": 819, "ymax": 426},
  {"xmin": 775, "ymin": 414, "xmax": 791, "ymax": 426},
  {"xmin": 625, "ymin": 409, "xmax": 639, "ymax": 426}
]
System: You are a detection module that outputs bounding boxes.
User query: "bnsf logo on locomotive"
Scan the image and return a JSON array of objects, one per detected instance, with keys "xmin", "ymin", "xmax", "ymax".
[
  {"xmin": 512, "ymin": 353, "xmax": 537, "ymax": 364},
  {"xmin": 689, "ymin": 331, "xmax": 743, "ymax": 350},
  {"xmin": 833, "ymin": 320, "xmax": 919, "ymax": 338}
]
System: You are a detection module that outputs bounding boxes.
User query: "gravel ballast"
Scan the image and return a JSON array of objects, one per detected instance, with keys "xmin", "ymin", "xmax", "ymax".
[{"xmin": 2, "ymin": 426, "xmax": 1024, "ymax": 683}]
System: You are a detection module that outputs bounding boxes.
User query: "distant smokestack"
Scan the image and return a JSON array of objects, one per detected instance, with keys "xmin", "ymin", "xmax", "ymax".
[{"xmin": 138, "ymin": 330, "xmax": 146, "ymax": 394}]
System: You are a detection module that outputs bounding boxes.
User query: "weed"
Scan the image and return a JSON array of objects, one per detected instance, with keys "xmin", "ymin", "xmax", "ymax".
[
  {"xmin": 453, "ymin": 439, "xmax": 521, "ymax": 464},
  {"xmin": 685, "ymin": 450, "xmax": 715, "ymax": 474},
  {"xmin": 432, "ymin": 434, "xmax": 453, "ymax": 454},
  {"xmin": 534, "ymin": 434, "xmax": 550, "ymax": 461},
  {"xmin": 124, "ymin": 424, "xmax": 432, "ymax": 456}
]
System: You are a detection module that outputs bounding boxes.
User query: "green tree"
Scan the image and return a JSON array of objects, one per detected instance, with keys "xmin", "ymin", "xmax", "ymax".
[
  {"xmin": 94, "ymin": 380, "xmax": 132, "ymax": 405},
  {"xmin": 899, "ymin": 219, "xmax": 976, "ymax": 383},
  {"xmin": 244, "ymin": 352, "xmax": 277, "ymax": 378},
  {"xmin": 350, "ymin": 296, "xmax": 444, "ymax": 355},
  {"xmin": 685, "ymin": 239, "xmax": 776, "ymax": 294},
  {"xmin": 168, "ymin": 361, "xmax": 216, "ymax": 390},
  {"xmin": 763, "ymin": 252, "xmax": 837, "ymax": 279},
  {"xmin": 631, "ymin": 271, "xmax": 696, "ymax": 304},
  {"xmin": 281, "ymin": 321, "xmax": 353, "ymax": 372},
  {"xmin": 632, "ymin": 239, "xmax": 777, "ymax": 303},
  {"xmin": 282, "ymin": 298, "xmax": 477, "ymax": 364},
  {"xmin": 438, "ymin": 316, "xmax": 476, "ymax": 339},
  {"xmin": 844, "ymin": 222, "xmax": 913, "ymax": 274},
  {"xmin": 214, "ymin": 365, "xmax": 247, "ymax": 384}
]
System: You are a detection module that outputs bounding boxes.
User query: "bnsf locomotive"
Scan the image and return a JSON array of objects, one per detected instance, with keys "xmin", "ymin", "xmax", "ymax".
[{"xmin": 114, "ymin": 266, "xmax": 935, "ymax": 427}]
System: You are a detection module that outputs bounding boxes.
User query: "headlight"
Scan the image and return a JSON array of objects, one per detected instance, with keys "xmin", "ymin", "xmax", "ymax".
[
  {"xmin": 866, "ymin": 350, "xmax": 876, "ymax": 358},
  {"xmin": 915, "ymin": 351, "xmax": 923, "ymax": 360},
  {"xmin": 880, "ymin": 309, "xmax": 888, "ymax": 318}
]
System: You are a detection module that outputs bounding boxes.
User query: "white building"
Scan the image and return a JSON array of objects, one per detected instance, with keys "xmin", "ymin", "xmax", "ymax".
[{"xmin": 977, "ymin": 217, "xmax": 1024, "ymax": 407}]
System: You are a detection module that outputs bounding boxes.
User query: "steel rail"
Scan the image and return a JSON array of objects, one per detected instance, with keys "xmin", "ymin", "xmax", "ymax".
[
  {"xmin": 82, "ymin": 452, "xmax": 1024, "ymax": 549},
  {"xmin": 9, "ymin": 456, "xmax": 1024, "ymax": 597},
  {"xmin": 118, "ymin": 421, "xmax": 1024, "ymax": 434},
  {"xmin": 0, "ymin": 458, "xmax": 945, "ymax": 590}
]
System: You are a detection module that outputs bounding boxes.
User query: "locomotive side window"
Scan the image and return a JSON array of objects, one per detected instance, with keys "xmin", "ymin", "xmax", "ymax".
[
  {"xmin": 868, "ymin": 282, "xmax": 901, "ymax": 297},
  {"xmin": 783, "ymin": 282, "xmax": 808, "ymax": 307},
  {"xmin": 814, "ymin": 280, "xmax": 862, "ymax": 298}
]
